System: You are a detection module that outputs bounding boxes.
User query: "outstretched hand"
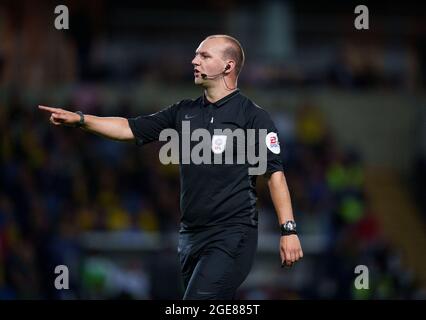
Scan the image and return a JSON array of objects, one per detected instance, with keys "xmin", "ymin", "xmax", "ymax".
[{"xmin": 38, "ymin": 105, "xmax": 80, "ymax": 127}]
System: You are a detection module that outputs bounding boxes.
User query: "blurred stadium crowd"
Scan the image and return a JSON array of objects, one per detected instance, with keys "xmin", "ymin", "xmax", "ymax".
[{"xmin": 0, "ymin": 1, "xmax": 425, "ymax": 299}]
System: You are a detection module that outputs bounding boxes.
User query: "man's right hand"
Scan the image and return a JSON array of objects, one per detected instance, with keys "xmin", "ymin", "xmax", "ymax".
[
  {"xmin": 38, "ymin": 105, "xmax": 81, "ymax": 127},
  {"xmin": 38, "ymin": 105, "xmax": 135, "ymax": 141}
]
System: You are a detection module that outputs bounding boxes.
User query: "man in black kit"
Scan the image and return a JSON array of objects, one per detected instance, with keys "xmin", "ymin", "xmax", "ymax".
[{"xmin": 39, "ymin": 35, "xmax": 303, "ymax": 300}]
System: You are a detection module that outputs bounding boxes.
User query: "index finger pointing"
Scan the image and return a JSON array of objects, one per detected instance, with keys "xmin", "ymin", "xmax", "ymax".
[{"xmin": 38, "ymin": 105, "xmax": 58, "ymax": 113}]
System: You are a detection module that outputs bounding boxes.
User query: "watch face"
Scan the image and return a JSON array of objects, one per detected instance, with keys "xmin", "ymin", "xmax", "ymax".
[{"xmin": 285, "ymin": 221, "xmax": 296, "ymax": 231}]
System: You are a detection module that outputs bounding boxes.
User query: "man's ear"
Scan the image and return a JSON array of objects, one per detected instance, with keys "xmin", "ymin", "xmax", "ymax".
[{"xmin": 225, "ymin": 61, "xmax": 235, "ymax": 74}]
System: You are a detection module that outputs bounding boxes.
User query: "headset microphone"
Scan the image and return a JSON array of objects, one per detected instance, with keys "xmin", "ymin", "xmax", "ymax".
[{"xmin": 201, "ymin": 65, "xmax": 230, "ymax": 80}]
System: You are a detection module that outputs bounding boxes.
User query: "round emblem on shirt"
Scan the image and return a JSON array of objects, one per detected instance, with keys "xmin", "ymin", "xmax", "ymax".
[
  {"xmin": 265, "ymin": 132, "xmax": 280, "ymax": 154},
  {"xmin": 212, "ymin": 135, "xmax": 227, "ymax": 154}
]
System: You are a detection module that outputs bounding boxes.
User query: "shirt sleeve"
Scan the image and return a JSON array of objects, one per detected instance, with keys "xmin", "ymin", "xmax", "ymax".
[
  {"xmin": 127, "ymin": 101, "xmax": 181, "ymax": 146},
  {"xmin": 249, "ymin": 106, "xmax": 284, "ymax": 176}
]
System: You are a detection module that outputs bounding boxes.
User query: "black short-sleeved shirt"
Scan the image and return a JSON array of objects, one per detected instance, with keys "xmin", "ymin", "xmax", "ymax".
[{"xmin": 128, "ymin": 89, "xmax": 284, "ymax": 231}]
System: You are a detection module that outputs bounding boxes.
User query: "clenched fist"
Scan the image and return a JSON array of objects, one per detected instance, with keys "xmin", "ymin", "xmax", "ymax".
[{"xmin": 280, "ymin": 234, "xmax": 303, "ymax": 268}]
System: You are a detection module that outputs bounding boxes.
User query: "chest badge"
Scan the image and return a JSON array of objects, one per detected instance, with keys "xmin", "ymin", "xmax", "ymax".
[{"xmin": 212, "ymin": 135, "xmax": 227, "ymax": 154}]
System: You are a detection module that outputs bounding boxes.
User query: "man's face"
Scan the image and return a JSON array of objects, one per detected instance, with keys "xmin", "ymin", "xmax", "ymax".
[{"xmin": 192, "ymin": 38, "xmax": 227, "ymax": 86}]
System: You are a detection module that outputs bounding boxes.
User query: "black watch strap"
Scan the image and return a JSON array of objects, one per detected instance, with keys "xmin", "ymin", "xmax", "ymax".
[
  {"xmin": 75, "ymin": 111, "xmax": 85, "ymax": 128},
  {"xmin": 281, "ymin": 229, "xmax": 298, "ymax": 236},
  {"xmin": 280, "ymin": 221, "xmax": 298, "ymax": 236}
]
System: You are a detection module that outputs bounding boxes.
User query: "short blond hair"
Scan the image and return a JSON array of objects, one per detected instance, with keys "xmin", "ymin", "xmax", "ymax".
[{"xmin": 206, "ymin": 35, "xmax": 245, "ymax": 76}]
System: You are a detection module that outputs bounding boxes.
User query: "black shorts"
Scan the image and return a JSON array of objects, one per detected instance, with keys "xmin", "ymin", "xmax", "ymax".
[{"xmin": 177, "ymin": 224, "xmax": 258, "ymax": 300}]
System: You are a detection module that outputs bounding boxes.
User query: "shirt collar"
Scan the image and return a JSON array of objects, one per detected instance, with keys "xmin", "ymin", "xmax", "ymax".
[{"xmin": 202, "ymin": 89, "xmax": 240, "ymax": 107}]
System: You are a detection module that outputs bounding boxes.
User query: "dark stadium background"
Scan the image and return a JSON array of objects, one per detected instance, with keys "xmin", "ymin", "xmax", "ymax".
[{"xmin": 0, "ymin": 0, "xmax": 425, "ymax": 299}]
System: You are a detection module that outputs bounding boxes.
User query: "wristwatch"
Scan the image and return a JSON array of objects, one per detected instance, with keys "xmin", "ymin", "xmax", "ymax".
[
  {"xmin": 75, "ymin": 111, "xmax": 85, "ymax": 128},
  {"xmin": 280, "ymin": 220, "xmax": 297, "ymax": 236}
]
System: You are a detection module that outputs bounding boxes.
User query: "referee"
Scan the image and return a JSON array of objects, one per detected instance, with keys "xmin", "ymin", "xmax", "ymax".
[{"xmin": 39, "ymin": 35, "xmax": 303, "ymax": 300}]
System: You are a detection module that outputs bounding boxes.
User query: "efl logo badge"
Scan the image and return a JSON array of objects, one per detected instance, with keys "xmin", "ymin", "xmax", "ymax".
[
  {"xmin": 265, "ymin": 132, "xmax": 280, "ymax": 154},
  {"xmin": 212, "ymin": 135, "xmax": 227, "ymax": 154}
]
